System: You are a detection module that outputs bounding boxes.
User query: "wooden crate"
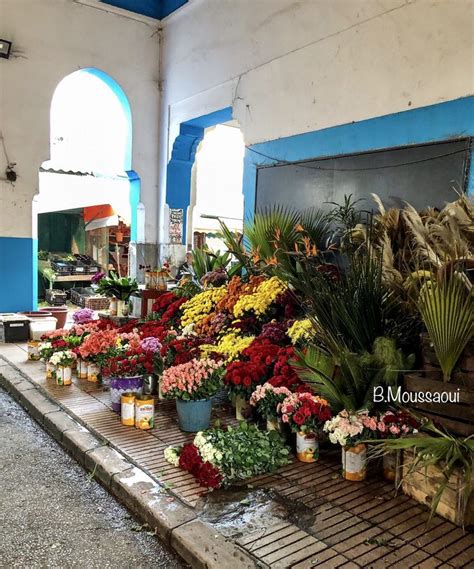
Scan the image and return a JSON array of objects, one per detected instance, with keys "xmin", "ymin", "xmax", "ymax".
[
  {"xmin": 403, "ymin": 373, "xmax": 474, "ymax": 436},
  {"xmin": 406, "ymin": 336, "xmax": 474, "ymax": 436},
  {"xmin": 402, "ymin": 450, "xmax": 473, "ymax": 527}
]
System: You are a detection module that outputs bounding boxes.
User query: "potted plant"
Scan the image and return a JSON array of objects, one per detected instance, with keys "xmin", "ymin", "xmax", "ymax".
[
  {"xmin": 278, "ymin": 392, "xmax": 332, "ymax": 462},
  {"xmin": 161, "ymin": 358, "xmax": 224, "ymax": 432},
  {"xmin": 324, "ymin": 409, "xmax": 379, "ymax": 480},
  {"xmin": 49, "ymin": 350, "xmax": 77, "ymax": 386},
  {"xmin": 96, "ymin": 272, "xmax": 138, "ymax": 317},
  {"xmin": 249, "ymin": 383, "xmax": 292, "ymax": 431}
]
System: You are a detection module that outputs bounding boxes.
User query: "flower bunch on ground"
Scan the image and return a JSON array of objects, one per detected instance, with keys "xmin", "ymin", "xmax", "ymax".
[
  {"xmin": 164, "ymin": 423, "xmax": 290, "ymax": 489},
  {"xmin": 249, "ymin": 383, "xmax": 292, "ymax": 420},
  {"xmin": 161, "ymin": 358, "xmax": 223, "ymax": 400},
  {"xmin": 323, "ymin": 409, "xmax": 379, "ymax": 447},
  {"xmin": 279, "ymin": 392, "xmax": 332, "ymax": 435}
]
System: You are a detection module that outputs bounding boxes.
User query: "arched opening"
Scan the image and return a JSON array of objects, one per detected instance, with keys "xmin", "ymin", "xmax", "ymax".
[
  {"xmin": 33, "ymin": 68, "xmax": 141, "ymax": 308},
  {"xmin": 190, "ymin": 123, "xmax": 244, "ymax": 250},
  {"xmin": 164, "ymin": 107, "xmax": 245, "ymax": 266}
]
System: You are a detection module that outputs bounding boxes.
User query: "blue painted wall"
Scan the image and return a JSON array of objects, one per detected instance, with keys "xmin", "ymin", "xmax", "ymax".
[
  {"xmin": 0, "ymin": 237, "xmax": 37, "ymax": 312},
  {"xmin": 243, "ymin": 97, "xmax": 474, "ymax": 217},
  {"xmin": 166, "ymin": 107, "xmax": 233, "ymax": 243},
  {"xmin": 102, "ymin": 0, "xmax": 187, "ymax": 19}
]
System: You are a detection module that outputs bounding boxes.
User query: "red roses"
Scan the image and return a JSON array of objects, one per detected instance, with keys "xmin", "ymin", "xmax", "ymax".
[{"xmin": 178, "ymin": 443, "xmax": 222, "ymax": 489}]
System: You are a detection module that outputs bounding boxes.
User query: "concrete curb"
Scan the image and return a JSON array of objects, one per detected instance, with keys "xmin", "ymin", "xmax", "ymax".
[{"xmin": 0, "ymin": 357, "xmax": 260, "ymax": 569}]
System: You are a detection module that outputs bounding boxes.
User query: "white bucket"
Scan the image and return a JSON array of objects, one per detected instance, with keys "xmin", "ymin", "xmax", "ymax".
[{"xmin": 29, "ymin": 317, "xmax": 57, "ymax": 341}]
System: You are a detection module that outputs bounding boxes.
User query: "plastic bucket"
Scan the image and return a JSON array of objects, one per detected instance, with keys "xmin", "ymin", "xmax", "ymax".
[
  {"xmin": 29, "ymin": 317, "xmax": 57, "ymax": 340},
  {"xmin": 176, "ymin": 398, "xmax": 212, "ymax": 432}
]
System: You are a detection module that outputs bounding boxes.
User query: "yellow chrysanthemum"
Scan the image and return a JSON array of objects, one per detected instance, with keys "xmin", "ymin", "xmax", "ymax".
[
  {"xmin": 180, "ymin": 286, "xmax": 227, "ymax": 327},
  {"xmin": 232, "ymin": 277, "xmax": 286, "ymax": 318},
  {"xmin": 200, "ymin": 331, "xmax": 255, "ymax": 362},
  {"xmin": 287, "ymin": 318, "xmax": 315, "ymax": 345}
]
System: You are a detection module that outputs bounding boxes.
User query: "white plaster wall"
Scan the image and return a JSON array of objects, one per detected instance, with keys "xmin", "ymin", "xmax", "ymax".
[
  {"xmin": 159, "ymin": 0, "xmax": 474, "ymax": 240},
  {"xmin": 0, "ymin": 0, "xmax": 160, "ymax": 241}
]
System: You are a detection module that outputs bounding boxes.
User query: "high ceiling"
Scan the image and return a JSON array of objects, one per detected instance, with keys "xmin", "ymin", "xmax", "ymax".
[{"xmin": 101, "ymin": 0, "xmax": 188, "ymax": 20}]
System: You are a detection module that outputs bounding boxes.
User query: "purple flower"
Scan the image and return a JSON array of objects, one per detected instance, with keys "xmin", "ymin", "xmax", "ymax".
[
  {"xmin": 72, "ymin": 308, "xmax": 95, "ymax": 324},
  {"xmin": 140, "ymin": 336, "xmax": 162, "ymax": 353},
  {"xmin": 91, "ymin": 271, "xmax": 106, "ymax": 284}
]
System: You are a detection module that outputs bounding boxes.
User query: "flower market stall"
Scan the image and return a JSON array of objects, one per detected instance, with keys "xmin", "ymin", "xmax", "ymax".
[{"xmin": 31, "ymin": 193, "xmax": 473, "ymax": 528}]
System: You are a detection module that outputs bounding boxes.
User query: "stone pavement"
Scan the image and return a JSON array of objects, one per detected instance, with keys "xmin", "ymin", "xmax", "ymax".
[
  {"xmin": 0, "ymin": 387, "xmax": 184, "ymax": 569},
  {"xmin": 1, "ymin": 342, "xmax": 473, "ymax": 568}
]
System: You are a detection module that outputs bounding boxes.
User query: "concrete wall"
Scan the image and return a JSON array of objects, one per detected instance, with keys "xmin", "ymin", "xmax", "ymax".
[
  {"xmin": 0, "ymin": 0, "xmax": 160, "ymax": 310},
  {"xmin": 159, "ymin": 0, "xmax": 474, "ymax": 243}
]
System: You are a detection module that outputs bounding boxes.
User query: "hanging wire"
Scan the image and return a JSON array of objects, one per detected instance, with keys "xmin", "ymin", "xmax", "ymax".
[{"xmin": 246, "ymin": 145, "xmax": 470, "ymax": 172}]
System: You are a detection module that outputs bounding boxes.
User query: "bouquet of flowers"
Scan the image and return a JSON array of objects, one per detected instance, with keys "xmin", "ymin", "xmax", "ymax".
[
  {"xmin": 164, "ymin": 423, "xmax": 290, "ymax": 489},
  {"xmin": 279, "ymin": 392, "xmax": 332, "ymax": 435},
  {"xmin": 72, "ymin": 308, "xmax": 96, "ymax": 325},
  {"xmin": 161, "ymin": 335, "xmax": 205, "ymax": 368},
  {"xmin": 102, "ymin": 345, "xmax": 162, "ymax": 378},
  {"xmin": 376, "ymin": 410, "xmax": 420, "ymax": 438},
  {"xmin": 38, "ymin": 341, "xmax": 54, "ymax": 361},
  {"xmin": 49, "ymin": 350, "xmax": 77, "ymax": 367},
  {"xmin": 224, "ymin": 360, "xmax": 268, "ymax": 399},
  {"xmin": 78, "ymin": 329, "xmax": 119, "ymax": 363},
  {"xmin": 323, "ymin": 409, "xmax": 379, "ymax": 447},
  {"xmin": 180, "ymin": 286, "xmax": 227, "ymax": 328},
  {"xmin": 232, "ymin": 277, "xmax": 287, "ymax": 318},
  {"xmin": 161, "ymin": 358, "xmax": 223, "ymax": 401},
  {"xmin": 249, "ymin": 383, "xmax": 292, "ymax": 420}
]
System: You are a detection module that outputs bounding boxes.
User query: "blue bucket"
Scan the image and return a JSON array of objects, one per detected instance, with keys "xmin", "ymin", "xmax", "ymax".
[{"xmin": 176, "ymin": 398, "xmax": 212, "ymax": 432}]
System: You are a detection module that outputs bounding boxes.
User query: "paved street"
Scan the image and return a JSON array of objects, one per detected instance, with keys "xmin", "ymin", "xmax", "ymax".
[{"xmin": 0, "ymin": 388, "xmax": 185, "ymax": 569}]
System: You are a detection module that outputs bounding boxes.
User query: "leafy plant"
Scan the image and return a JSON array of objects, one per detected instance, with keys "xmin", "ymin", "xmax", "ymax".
[
  {"xmin": 416, "ymin": 270, "xmax": 473, "ymax": 381},
  {"xmin": 192, "ymin": 247, "xmax": 234, "ymax": 280},
  {"xmin": 295, "ymin": 337, "xmax": 414, "ymax": 413},
  {"xmin": 95, "ymin": 272, "xmax": 138, "ymax": 301},
  {"xmin": 376, "ymin": 421, "xmax": 474, "ymax": 525},
  {"xmin": 198, "ymin": 423, "xmax": 290, "ymax": 484}
]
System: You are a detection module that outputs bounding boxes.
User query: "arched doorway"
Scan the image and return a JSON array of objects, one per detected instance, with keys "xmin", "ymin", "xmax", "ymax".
[
  {"xmin": 164, "ymin": 107, "xmax": 245, "ymax": 263},
  {"xmin": 32, "ymin": 68, "xmax": 141, "ymax": 307}
]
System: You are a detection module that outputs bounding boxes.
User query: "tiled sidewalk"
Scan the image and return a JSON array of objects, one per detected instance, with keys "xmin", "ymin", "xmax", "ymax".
[{"xmin": 1, "ymin": 342, "xmax": 473, "ymax": 568}]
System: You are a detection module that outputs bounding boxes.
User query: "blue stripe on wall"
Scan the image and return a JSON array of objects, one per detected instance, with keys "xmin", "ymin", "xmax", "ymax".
[
  {"xmin": 243, "ymin": 96, "xmax": 474, "ymax": 217},
  {"xmin": 0, "ymin": 237, "xmax": 37, "ymax": 312}
]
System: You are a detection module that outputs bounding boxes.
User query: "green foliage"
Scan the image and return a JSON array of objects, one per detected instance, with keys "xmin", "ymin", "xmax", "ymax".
[
  {"xmin": 38, "ymin": 250, "xmax": 49, "ymax": 261},
  {"xmin": 173, "ymin": 281, "xmax": 201, "ymax": 299},
  {"xmin": 416, "ymin": 271, "xmax": 473, "ymax": 381},
  {"xmin": 95, "ymin": 272, "xmax": 138, "ymax": 301},
  {"xmin": 296, "ymin": 337, "xmax": 414, "ymax": 413},
  {"xmin": 203, "ymin": 423, "xmax": 290, "ymax": 484},
  {"xmin": 192, "ymin": 248, "xmax": 232, "ymax": 280},
  {"xmin": 377, "ymin": 421, "xmax": 474, "ymax": 524}
]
